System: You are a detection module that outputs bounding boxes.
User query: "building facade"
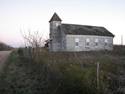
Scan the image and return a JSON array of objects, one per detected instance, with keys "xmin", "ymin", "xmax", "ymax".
[{"xmin": 49, "ymin": 13, "xmax": 114, "ymax": 52}]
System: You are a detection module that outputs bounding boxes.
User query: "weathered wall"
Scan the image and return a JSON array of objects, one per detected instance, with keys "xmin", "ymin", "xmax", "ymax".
[
  {"xmin": 49, "ymin": 21, "xmax": 62, "ymax": 52},
  {"xmin": 65, "ymin": 35, "xmax": 113, "ymax": 51},
  {"xmin": 49, "ymin": 21, "xmax": 114, "ymax": 52}
]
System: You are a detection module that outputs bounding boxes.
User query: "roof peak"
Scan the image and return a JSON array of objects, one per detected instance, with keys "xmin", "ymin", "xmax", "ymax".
[{"xmin": 49, "ymin": 13, "xmax": 62, "ymax": 22}]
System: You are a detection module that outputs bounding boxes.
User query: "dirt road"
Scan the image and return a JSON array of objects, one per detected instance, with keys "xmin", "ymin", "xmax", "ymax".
[{"xmin": 0, "ymin": 51, "xmax": 12, "ymax": 72}]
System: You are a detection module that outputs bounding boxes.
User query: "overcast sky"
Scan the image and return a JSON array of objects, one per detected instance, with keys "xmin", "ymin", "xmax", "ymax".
[{"xmin": 0, "ymin": 0, "xmax": 125, "ymax": 47}]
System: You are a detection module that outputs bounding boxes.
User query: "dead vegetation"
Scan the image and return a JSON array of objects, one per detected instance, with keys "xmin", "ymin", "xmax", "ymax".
[{"xmin": 0, "ymin": 45, "xmax": 125, "ymax": 94}]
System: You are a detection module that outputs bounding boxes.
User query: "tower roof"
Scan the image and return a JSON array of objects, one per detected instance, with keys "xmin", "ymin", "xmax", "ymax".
[{"xmin": 49, "ymin": 13, "xmax": 62, "ymax": 22}]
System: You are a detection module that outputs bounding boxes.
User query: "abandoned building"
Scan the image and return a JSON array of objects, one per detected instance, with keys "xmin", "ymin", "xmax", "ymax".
[{"xmin": 49, "ymin": 13, "xmax": 114, "ymax": 52}]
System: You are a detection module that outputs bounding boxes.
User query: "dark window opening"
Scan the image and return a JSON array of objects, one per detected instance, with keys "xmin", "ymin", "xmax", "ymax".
[
  {"xmin": 86, "ymin": 42, "xmax": 90, "ymax": 46},
  {"xmin": 76, "ymin": 42, "xmax": 79, "ymax": 46},
  {"xmin": 95, "ymin": 42, "xmax": 98, "ymax": 46}
]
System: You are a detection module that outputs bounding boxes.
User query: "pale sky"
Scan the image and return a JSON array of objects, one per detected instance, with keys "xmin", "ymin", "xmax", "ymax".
[{"xmin": 0, "ymin": 0, "xmax": 125, "ymax": 47}]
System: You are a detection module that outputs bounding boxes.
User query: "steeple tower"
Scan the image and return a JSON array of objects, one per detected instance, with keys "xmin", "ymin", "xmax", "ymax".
[
  {"xmin": 49, "ymin": 13, "xmax": 62, "ymax": 51},
  {"xmin": 49, "ymin": 13, "xmax": 62, "ymax": 22}
]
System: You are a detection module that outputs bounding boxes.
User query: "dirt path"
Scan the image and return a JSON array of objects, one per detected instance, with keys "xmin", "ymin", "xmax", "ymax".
[{"xmin": 0, "ymin": 51, "xmax": 12, "ymax": 72}]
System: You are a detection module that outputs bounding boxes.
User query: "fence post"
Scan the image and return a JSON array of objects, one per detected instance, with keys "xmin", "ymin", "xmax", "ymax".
[{"xmin": 97, "ymin": 62, "xmax": 100, "ymax": 93}]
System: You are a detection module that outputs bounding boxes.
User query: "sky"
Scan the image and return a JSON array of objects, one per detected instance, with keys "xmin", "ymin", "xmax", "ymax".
[{"xmin": 0, "ymin": 0, "xmax": 125, "ymax": 47}]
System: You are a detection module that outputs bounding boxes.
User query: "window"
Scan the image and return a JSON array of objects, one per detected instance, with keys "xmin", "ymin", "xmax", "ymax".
[
  {"xmin": 75, "ymin": 38, "xmax": 79, "ymax": 47},
  {"xmin": 95, "ymin": 42, "xmax": 98, "ymax": 46},
  {"xmin": 85, "ymin": 38, "xmax": 90, "ymax": 46},
  {"xmin": 95, "ymin": 39, "xmax": 98, "ymax": 46},
  {"xmin": 76, "ymin": 42, "xmax": 79, "ymax": 46},
  {"xmin": 104, "ymin": 39, "xmax": 108, "ymax": 46},
  {"xmin": 86, "ymin": 38, "xmax": 90, "ymax": 42},
  {"xmin": 56, "ymin": 23, "xmax": 59, "ymax": 27},
  {"xmin": 86, "ymin": 42, "xmax": 89, "ymax": 46}
]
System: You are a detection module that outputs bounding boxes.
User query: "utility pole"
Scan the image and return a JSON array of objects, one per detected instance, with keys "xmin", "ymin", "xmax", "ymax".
[{"xmin": 97, "ymin": 62, "xmax": 100, "ymax": 93}]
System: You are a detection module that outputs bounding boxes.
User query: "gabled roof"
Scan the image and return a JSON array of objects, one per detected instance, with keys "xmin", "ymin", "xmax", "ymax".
[
  {"xmin": 60, "ymin": 24, "xmax": 114, "ymax": 37},
  {"xmin": 49, "ymin": 13, "xmax": 62, "ymax": 22}
]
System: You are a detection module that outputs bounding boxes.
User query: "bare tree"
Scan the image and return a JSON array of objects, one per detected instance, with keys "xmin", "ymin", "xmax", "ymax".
[{"xmin": 20, "ymin": 29, "xmax": 45, "ymax": 63}]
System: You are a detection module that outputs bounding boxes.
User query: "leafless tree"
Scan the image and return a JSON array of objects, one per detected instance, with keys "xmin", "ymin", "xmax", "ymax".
[{"xmin": 20, "ymin": 29, "xmax": 45, "ymax": 63}]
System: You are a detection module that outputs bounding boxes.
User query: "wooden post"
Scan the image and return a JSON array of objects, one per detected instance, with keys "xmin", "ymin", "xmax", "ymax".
[
  {"xmin": 97, "ymin": 62, "xmax": 100, "ymax": 93},
  {"xmin": 121, "ymin": 35, "xmax": 123, "ymax": 46}
]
